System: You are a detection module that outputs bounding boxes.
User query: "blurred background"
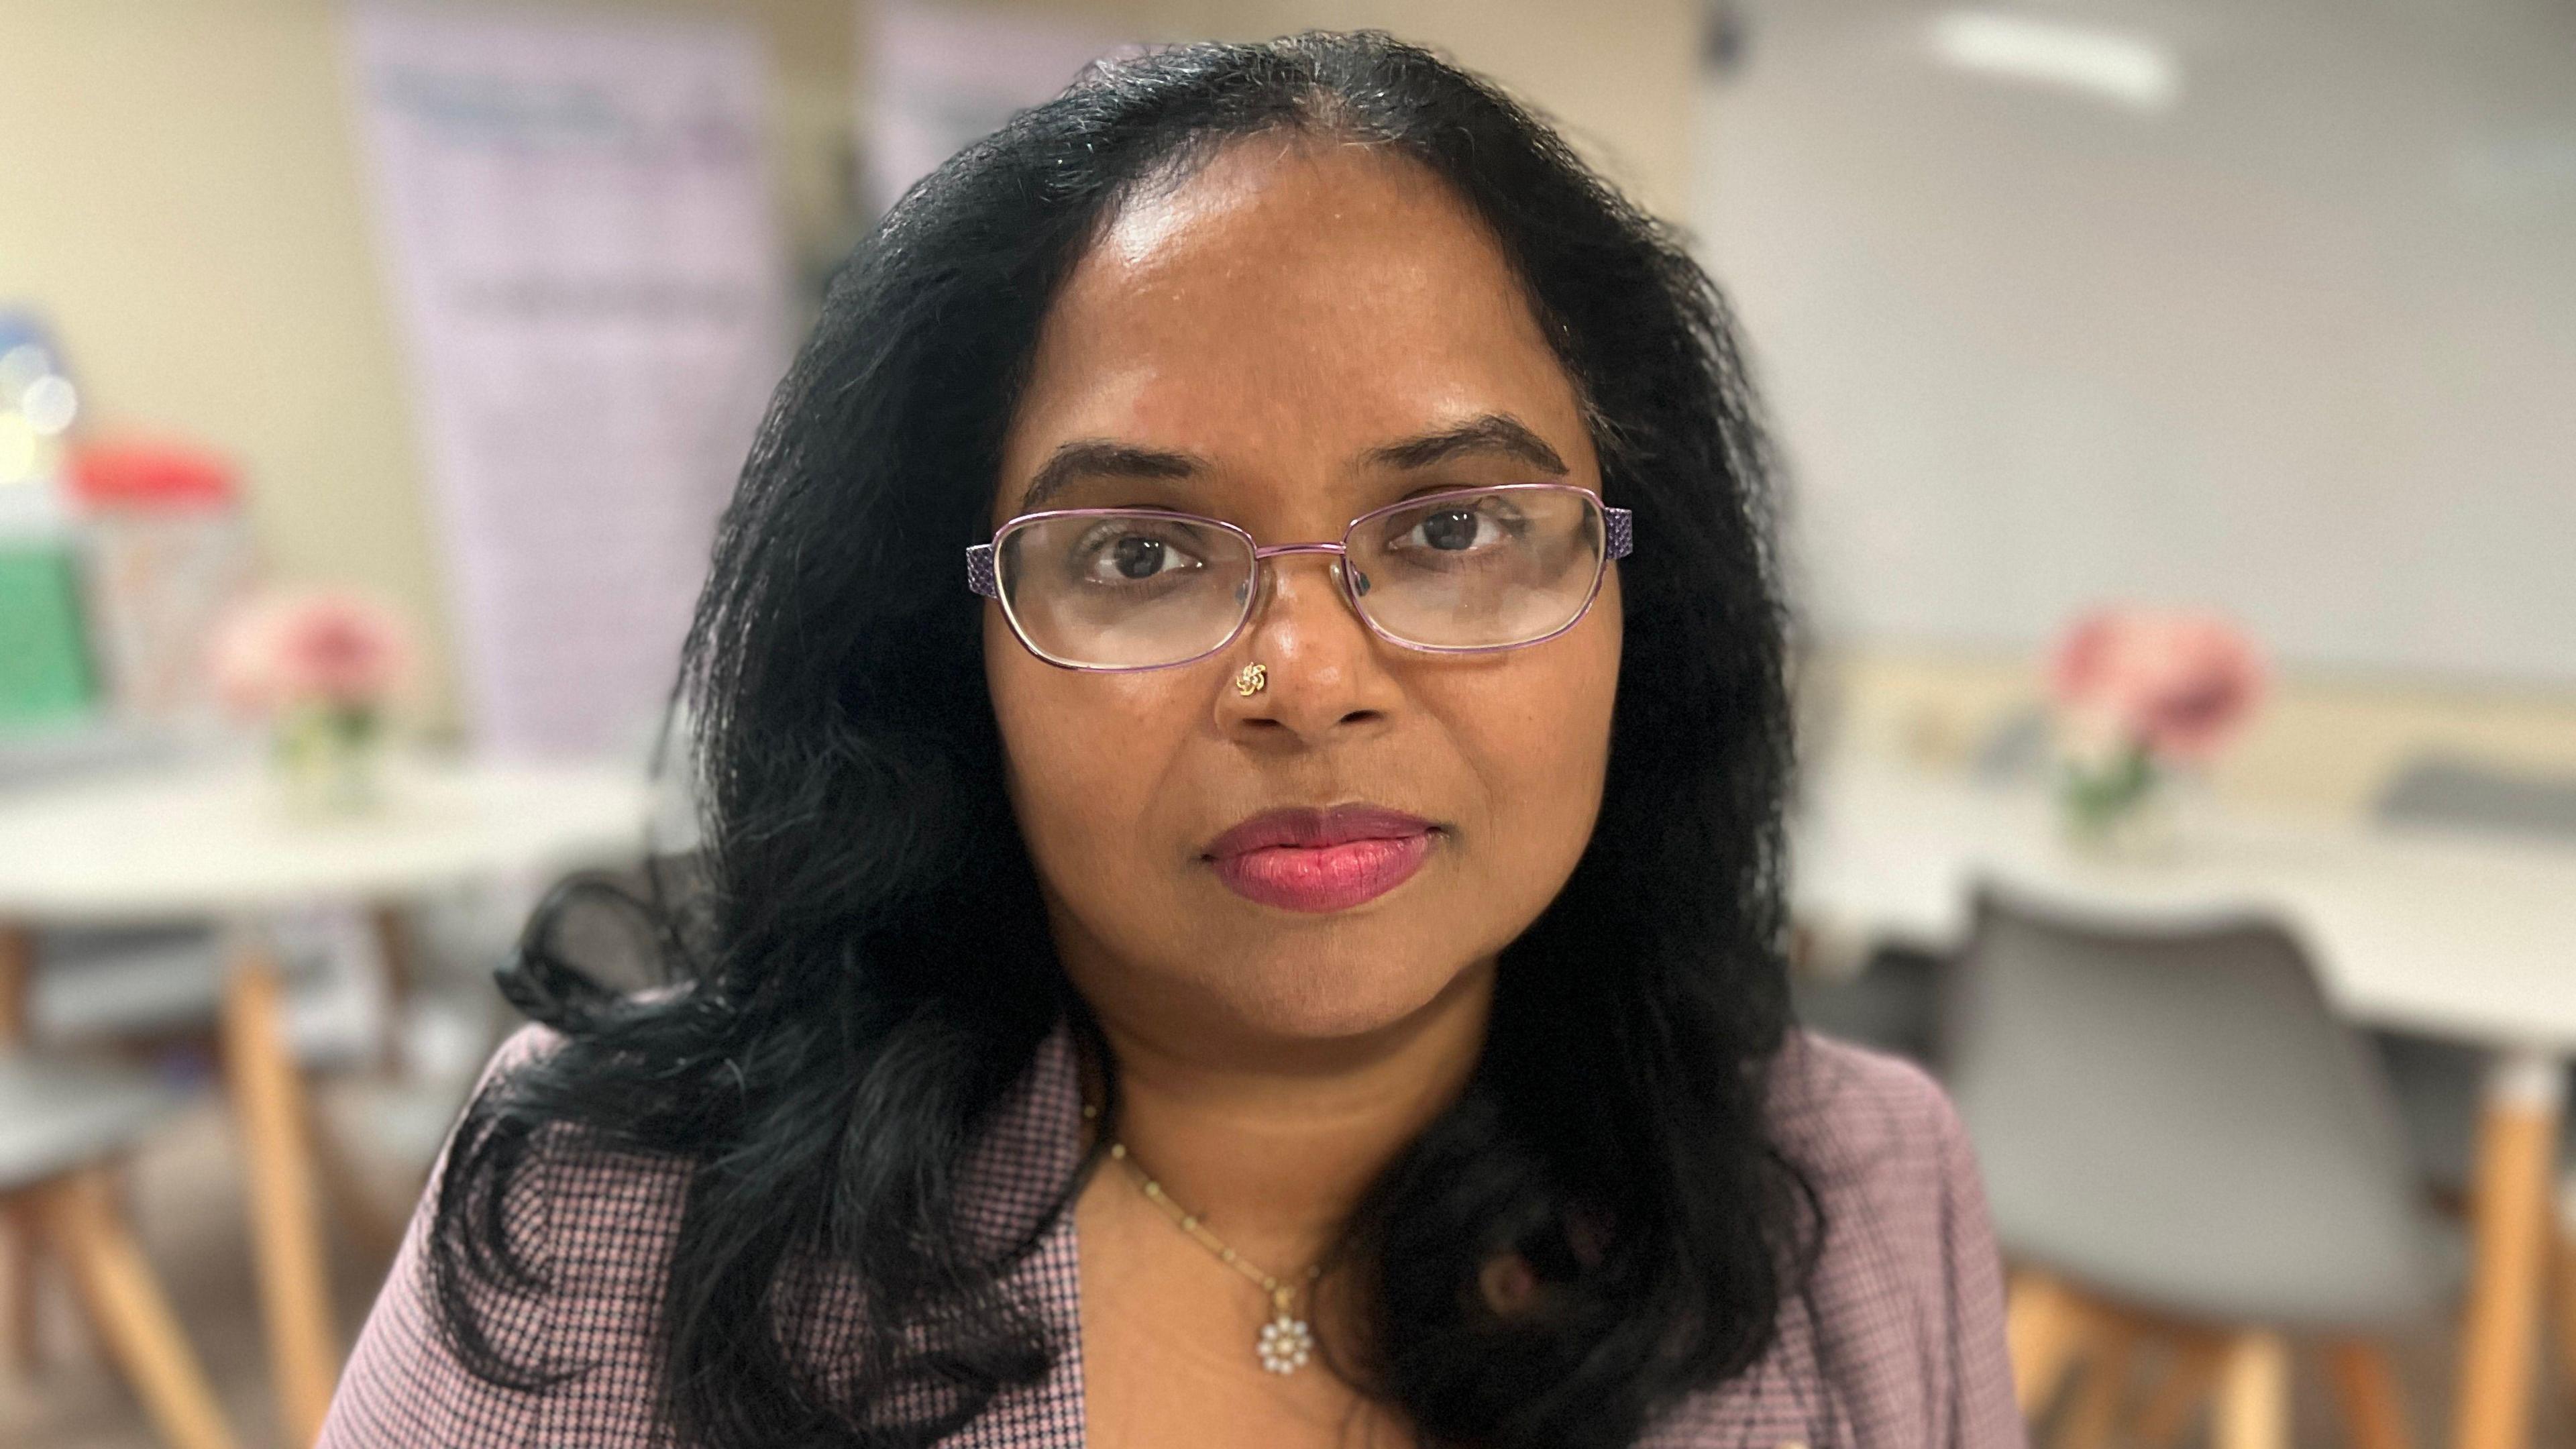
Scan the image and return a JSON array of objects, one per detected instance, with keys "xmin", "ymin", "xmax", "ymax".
[{"xmin": 1, "ymin": 1, "xmax": 2570, "ymax": 1447}]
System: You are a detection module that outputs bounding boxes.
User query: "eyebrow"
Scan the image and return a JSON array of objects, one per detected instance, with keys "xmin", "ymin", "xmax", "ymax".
[
  {"xmin": 1013, "ymin": 412, "xmax": 1568, "ymax": 515},
  {"xmin": 1019, "ymin": 440, "xmax": 1206, "ymax": 513},
  {"xmin": 1366, "ymin": 414, "xmax": 1568, "ymax": 476}
]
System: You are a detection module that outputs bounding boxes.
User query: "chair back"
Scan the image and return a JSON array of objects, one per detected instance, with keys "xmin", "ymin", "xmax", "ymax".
[
  {"xmin": 2373, "ymin": 754, "xmax": 2576, "ymax": 840},
  {"xmin": 1944, "ymin": 885, "xmax": 2443, "ymax": 1328},
  {"xmin": 0, "ymin": 1049, "xmax": 182, "ymax": 1193}
]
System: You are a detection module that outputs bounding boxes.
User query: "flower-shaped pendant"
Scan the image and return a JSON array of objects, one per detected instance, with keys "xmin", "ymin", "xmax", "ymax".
[{"xmin": 1256, "ymin": 1311, "xmax": 1314, "ymax": 1375}]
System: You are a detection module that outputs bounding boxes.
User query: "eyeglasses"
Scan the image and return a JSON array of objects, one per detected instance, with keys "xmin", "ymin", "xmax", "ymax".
[{"xmin": 967, "ymin": 483, "xmax": 1633, "ymax": 672}]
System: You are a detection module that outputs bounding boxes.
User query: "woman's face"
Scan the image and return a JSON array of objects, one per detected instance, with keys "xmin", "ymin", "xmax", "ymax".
[{"xmin": 985, "ymin": 137, "xmax": 1621, "ymax": 1051}]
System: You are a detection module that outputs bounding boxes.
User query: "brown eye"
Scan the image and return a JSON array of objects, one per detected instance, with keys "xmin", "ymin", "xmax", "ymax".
[
  {"xmin": 1111, "ymin": 535, "xmax": 1166, "ymax": 579},
  {"xmin": 1383, "ymin": 492, "xmax": 1527, "ymax": 559},
  {"xmin": 1421, "ymin": 508, "xmax": 1481, "ymax": 551},
  {"xmin": 1068, "ymin": 520, "xmax": 1207, "ymax": 586}
]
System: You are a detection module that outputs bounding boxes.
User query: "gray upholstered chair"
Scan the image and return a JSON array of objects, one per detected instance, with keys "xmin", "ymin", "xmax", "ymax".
[
  {"xmin": 3, "ymin": 731, "xmax": 240, "ymax": 1447},
  {"xmin": 2375, "ymin": 755, "xmax": 2576, "ymax": 841},
  {"xmin": 0, "ymin": 1046, "xmax": 238, "ymax": 1449},
  {"xmin": 1945, "ymin": 885, "xmax": 2446, "ymax": 1449}
]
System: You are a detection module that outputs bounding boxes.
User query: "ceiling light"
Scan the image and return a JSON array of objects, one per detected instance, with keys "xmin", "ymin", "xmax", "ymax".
[{"xmin": 1927, "ymin": 9, "xmax": 2181, "ymax": 113}]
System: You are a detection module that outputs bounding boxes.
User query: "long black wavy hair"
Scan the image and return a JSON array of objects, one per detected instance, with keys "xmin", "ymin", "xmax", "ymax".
[{"xmin": 428, "ymin": 31, "xmax": 1814, "ymax": 1449}]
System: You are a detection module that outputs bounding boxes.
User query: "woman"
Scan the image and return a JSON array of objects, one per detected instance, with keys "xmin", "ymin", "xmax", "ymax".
[{"xmin": 323, "ymin": 32, "xmax": 2017, "ymax": 1449}]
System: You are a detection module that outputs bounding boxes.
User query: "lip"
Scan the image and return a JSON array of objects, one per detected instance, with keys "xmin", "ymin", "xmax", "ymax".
[{"xmin": 1204, "ymin": 804, "xmax": 1438, "ymax": 913}]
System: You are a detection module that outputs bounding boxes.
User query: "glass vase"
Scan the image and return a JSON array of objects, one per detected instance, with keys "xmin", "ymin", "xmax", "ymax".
[
  {"xmin": 272, "ymin": 702, "xmax": 384, "ymax": 819},
  {"xmin": 2056, "ymin": 743, "xmax": 2177, "ymax": 862}
]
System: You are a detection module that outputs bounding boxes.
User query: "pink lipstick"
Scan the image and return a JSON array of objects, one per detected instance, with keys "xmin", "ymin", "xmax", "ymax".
[{"xmin": 1204, "ymin": 804, "xmax": 1436, "ymax": 913}]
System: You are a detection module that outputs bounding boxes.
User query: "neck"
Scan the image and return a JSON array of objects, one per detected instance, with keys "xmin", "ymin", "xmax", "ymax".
[{"xmin": 1076, "ymin": 961, "xmax": 1495, "ymax": 1273}]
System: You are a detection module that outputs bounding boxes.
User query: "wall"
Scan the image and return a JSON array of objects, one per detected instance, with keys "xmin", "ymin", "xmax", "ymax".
[
  {"xmin": 1695, "ymin": 0, "xmax": 2576, "ymax": 685},
  {"xmin": 0, "ymin": 0, "xmax": 857, "ymax": 735}
]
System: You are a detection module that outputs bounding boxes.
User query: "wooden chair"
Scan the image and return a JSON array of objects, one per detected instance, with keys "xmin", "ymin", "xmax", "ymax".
[
  {"xmin": 2008, "ymin": 1270, "xmax": 2412, "ymax": 1449},
  {"xmin": 1947, "ymin": 887, "xmax": 2449, "ymax": 1448},
  {"xmin": 1, "ymin": 1047, "xmax": 239, "ymax": 1449}
]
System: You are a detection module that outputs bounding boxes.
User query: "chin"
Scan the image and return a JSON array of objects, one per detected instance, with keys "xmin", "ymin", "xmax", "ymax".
[{"xmin": 1198, "ymin": 938, "xmax": 1481, "ymax": 1043}]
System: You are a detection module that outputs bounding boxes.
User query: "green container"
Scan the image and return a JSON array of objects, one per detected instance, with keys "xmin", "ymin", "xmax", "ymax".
[{"xmin": 0, "ymin": 541, "xmax": 97, "ymax": 729}]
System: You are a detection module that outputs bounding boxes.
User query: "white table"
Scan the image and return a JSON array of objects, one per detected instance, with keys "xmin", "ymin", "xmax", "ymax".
[
  {"xmin": 1792, "ymin": 757, "xmax": 2576, "ymax": 1449},
  {"xmin": 0, "ymin": 756, "xmax": 654, "ymax": 1447}
]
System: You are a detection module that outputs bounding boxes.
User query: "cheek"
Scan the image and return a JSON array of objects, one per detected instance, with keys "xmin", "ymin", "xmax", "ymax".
[
  {"xmin": 983, "ymin": 609, "xmax": 1189, "ymax": 881},
  {"xmin": 1452, "ymin": 576, "xmax": 1621, "ymax": 881}
]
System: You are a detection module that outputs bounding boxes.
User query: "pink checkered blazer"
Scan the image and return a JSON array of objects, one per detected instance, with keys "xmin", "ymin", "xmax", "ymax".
[{"xmin": 321, "ymin": 1028, "xmax": 2022, "ymax": 1448}]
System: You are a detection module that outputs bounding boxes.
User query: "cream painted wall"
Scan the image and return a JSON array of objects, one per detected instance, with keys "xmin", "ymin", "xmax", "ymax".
[{"xmin": 0, "ymin": 0, "xmax": 857, "ymax": 735}]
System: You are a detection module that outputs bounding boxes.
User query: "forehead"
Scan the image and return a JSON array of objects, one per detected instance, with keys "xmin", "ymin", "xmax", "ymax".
[{"xmin": 999, "ymin": 136, "xmax": 1592, "ymax": 505}]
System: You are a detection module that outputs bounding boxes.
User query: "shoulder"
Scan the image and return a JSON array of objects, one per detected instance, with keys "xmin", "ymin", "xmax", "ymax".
[
  {"xmin": 320, "ymin": 1024, "xmax": 695, "ymax": 1448},
  {"xmin": 462, "ymin": 1022, "xmax": 698, "ymax": 1318},
  {"xmin": 479, "ymin": 1018, "xmax": 567, "ymax": 1086},
  {"xmin": 1765, "ymin": 1030, "xmax": 1996, "ymax": 1314},
  {"xmin": 1766, "ymin": 1030, "xmax": 1979, "ymax": 1203},
  {"xmin": 1755, "ymin": 1032, "xmax": 2023, "ymax": 1448}
]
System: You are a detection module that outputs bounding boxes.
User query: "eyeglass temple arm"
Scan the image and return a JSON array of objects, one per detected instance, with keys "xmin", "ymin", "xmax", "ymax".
[{"xmin": 968, "ymin": 509, "xmax": 1632, "ymax": 597}]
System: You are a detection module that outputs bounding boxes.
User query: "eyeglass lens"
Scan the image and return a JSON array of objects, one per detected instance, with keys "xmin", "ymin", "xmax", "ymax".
[{"xmin": 993, "ymin": 486, "xmax": 1607, "ymax": 670}]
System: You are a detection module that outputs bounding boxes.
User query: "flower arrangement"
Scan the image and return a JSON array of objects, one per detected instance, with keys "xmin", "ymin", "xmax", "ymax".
[
  {"xmin": 2046, "ymin": 608, "xmax": 2267, "ymax": 852},
  {"xmin": 211, "ymin": 587, "xmax": 415, "ymax": 816}
]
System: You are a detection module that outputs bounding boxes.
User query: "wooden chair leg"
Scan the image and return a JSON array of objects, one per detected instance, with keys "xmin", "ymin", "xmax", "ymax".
[
  {"xmin": 2214, "ymin": 1331, "xmax": 2291, "ymax": 1449},
  {"xmin": 221, "ymin": 938, "xmax": 341, "ymax": 1448},
  {"xmin": 2009, "ymin": 1271, "xmax": 2090, "ymax": 1419},
  {"xmin": 0, "ymin": 922, "xmax": 30, "ymax": 1040},
  {"xmin": 367, "ymin": 904, "xmax": 413, "ymax": 1073},
  {"xmin": 2060, "ymin": 1315, "xmax": 2138, "ymax": 1449},
  {"xmin": 4, "ymin": 1195, "xmax": 44, "ymax": 1374},
  {"xmin": 2553, "ymin": 1229, "xmax": 2576, "ymax": 1412},
  {"xmin": 1, "ymin": 923, "xmax": 36, "ymax": 1373},
  {"xmin": 2134, "ymin": 1334, "xmax": 2226, "ymax": 1448},
  {"xmin": 37, "ymin": 1168, "xmax": 241, "ymax": 1449},
  {"xmin": 2454, "ymin": 1057, "xmax": 2561, "ymax": 1449},
  {"xmin": 2324, "ymin": 1339, "xmax": 2414, "ymax": 1449}
]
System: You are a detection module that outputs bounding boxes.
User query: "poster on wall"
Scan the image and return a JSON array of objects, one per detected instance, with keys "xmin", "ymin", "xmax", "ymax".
[
  {"xmin": 347, "ymin": 5, "xmax": 790, "ymax": 757},
  {"xmin": 863, "ymin": 0, "xmax": 1128, "ymax": 214}
]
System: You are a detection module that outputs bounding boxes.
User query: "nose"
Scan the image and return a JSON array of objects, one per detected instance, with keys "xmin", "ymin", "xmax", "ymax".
[{"xmin": 1217, "ymin": 550, "xmax": 1397, "ymax": 746}]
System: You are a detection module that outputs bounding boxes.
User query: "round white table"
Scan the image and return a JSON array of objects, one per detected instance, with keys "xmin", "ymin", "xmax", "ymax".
[
  {"xmin": 0, "ymin": 755, "xmax": 654, "ymax": 1448},
  {"xmin": 1792, "ymin": 755, "xmax": 2576, "ymax": 1449}
]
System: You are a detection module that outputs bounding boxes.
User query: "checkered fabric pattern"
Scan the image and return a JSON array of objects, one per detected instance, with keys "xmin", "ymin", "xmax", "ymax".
[{"xmin": 319, "ymin": 1028, "xmax": 2020, "ymax": 1448}]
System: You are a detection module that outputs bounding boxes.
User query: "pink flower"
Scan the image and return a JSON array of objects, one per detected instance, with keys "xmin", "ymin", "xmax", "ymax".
[
  {"xmin": 2049, "ymin": 608, "xmax": 2267, "ymax": 765},
  {"xmin": 211, "ymin": 588, "xmax": 415, "ymax": 716}
]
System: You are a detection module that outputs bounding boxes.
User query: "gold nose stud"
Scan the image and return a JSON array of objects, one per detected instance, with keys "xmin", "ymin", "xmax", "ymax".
[{"xmin": 1234, "ymin": 661, "xmax": 1269, "ymax": 697}]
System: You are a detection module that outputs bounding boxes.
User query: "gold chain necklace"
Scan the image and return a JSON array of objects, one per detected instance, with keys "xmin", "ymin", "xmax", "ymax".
[{"xmin": 1085, "ymin": 1104, "xmax": 1321, "ymax": 1375}]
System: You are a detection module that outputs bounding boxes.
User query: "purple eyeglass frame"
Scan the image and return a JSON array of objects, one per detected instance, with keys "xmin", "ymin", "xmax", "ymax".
[{"xmin": 967, "ymin": 482, "xmax": 1633, "ymax": 672}]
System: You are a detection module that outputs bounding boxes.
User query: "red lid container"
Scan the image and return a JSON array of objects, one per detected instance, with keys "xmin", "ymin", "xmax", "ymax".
[{"xmin": 67, "ymin": 442, "xmax": 238, "ymax": 510}]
